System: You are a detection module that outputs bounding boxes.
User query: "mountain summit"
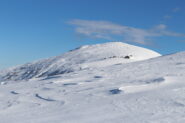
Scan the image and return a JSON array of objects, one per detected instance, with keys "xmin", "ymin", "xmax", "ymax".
[{"xmin": 0, "ymin": 42, "xmax": 160, "ymax": 82}]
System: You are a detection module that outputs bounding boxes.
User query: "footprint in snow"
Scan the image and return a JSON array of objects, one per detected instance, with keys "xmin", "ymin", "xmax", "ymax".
[
  {"xmin": 176, "ymin": 62, "xmax": 185, "ymax": 65},
  {"xmin": 85, "ymin": 76, "xmax": 103, "ymax": 83},
  {"xmin": 35, "ymin": 93, "xmax": 56, "ymax": 102},
  {"xmin": 35, "ymin": 94, "xmax": 65, "ymax": 105},
  {"xmin": 42, "ymin": 76, "xmax": 60, "ymax": 80},
  {"xmin": 63, "ymin": 83, "xmax": 78, "ymax": 86},
  {"xmin": 10, "ymin": 91, "xmax": 19, "ymax": 95},
  {"xmin": 41, "ymin": 87, "xmax": 53, "ymax": 91},
  {"xmin": 94, "ymin": 76, "xmax": 103, "ymax": 79},
  {"xmin": 146, "ymin": 77, "xmax": 165, "ymax": 84}
]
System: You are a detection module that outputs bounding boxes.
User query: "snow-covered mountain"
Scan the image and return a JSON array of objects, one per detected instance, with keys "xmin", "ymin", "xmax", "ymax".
[
  {"xmin": 0, "ymin": 42, "xmax": 160, "ymax": 82},
  {"xmin": 1, "ymin": 42, "xmax": 185, "ymax": 123}
]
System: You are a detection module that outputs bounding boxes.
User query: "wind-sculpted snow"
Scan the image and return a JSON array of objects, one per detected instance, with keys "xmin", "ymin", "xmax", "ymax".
[
  {"xmin": 1, "ymin": 43, "xmax": 185, "ymax": 123},
  {"xmin": 0, "ymin": 42, "xmax": 160, "ymax": 82}
]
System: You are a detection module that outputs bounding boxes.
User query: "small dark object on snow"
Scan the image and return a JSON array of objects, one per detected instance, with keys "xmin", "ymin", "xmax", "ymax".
[
  {"xmin": 124, "ymin": 55, "xmax": 133, "ymax": 59},
  {"xmin": 124, "ymin": 56, "xmax": 130, "ymax": 59},
  {"xmin": 109, "ymin": 89, "xmax": 122, "ymax": 95}
]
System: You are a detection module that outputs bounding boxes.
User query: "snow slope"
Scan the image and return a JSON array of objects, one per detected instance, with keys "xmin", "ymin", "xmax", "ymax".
[
  {"xmin": 0, "ymin": 42, "xmax": 160, "ymax": 82},
  {"xmin": 1, "ymin": 42, "xmax": 185, "ymax": 123}
]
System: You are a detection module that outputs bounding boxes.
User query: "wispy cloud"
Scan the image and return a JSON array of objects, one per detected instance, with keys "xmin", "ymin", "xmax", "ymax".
[
  {"xmin": 68, "ymin": 19, "xmax": 185, "ymax": 44},
  {"xmin": 163, "ymin": 15, "xmax": 172, "ymax": 19},
  {"xmin": 172, "ymin": 7, "xmax": 180, "ymax": 12},
  {"xmin": 162, "ymin": 7, "xmax": 181, "ymax": 21}
]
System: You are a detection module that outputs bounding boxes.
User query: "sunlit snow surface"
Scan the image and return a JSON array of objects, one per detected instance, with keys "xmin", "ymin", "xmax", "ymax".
[{"xmin": 1, "ymin": 42, "xmax": 185, "ymax": 123}]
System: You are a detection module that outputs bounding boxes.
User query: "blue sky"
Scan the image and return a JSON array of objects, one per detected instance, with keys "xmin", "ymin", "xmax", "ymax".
[{"xmin": 0, "ymin": 0, "xmax": 185, "ymax": 69}]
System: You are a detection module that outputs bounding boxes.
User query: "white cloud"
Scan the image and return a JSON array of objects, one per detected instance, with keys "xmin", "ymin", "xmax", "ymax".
[{"xmin": 68, "ymin": 19, "xmax": 185, "ymax": 44}]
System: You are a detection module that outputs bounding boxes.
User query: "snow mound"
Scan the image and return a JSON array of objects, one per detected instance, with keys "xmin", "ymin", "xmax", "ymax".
[
  {"xmin": 0, "ymin": 48, "xmax": 185, "ymax": 123},
  {"xmin": 0, "ymin": 42, "xmax": 161, "ymax": 81}
]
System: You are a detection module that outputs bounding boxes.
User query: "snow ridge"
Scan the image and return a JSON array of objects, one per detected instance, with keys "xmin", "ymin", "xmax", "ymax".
[{"xmin": 0, "ymin": 42, "xmax": 161, "ymax": 82}]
